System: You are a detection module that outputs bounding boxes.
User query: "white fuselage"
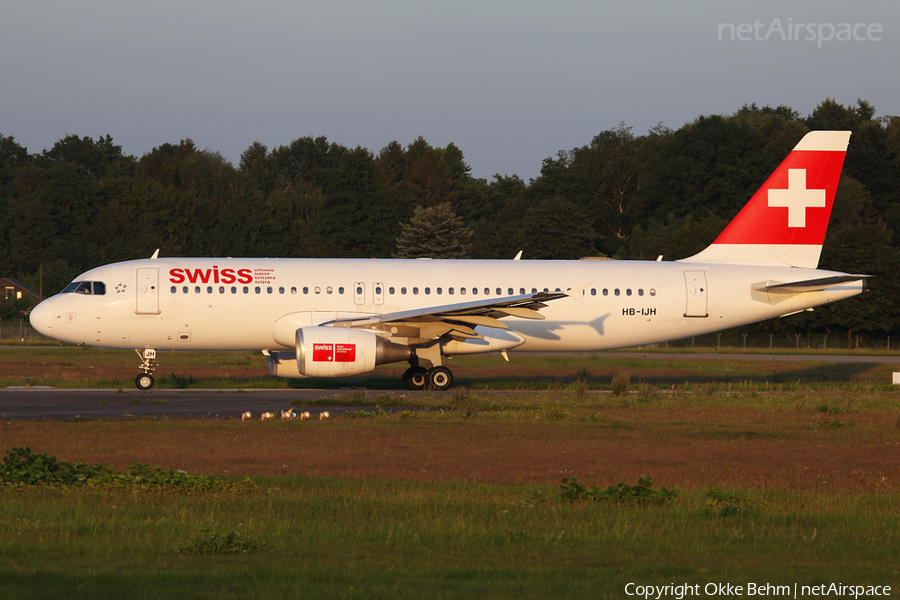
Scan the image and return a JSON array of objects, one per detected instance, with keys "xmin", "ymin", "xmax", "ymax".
[{"xmin": 30, "ymin": 257, "xmax": 863, "ymax": 353}]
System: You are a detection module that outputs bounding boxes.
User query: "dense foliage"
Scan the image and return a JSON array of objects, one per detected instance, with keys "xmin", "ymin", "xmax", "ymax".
[
  {"xmin": 2, "ymin": 99, "xmax": 899, "ymax": 338},
  {"xmin": 0, "ymin": 446, "xmax": 253, "ymax": 492}
]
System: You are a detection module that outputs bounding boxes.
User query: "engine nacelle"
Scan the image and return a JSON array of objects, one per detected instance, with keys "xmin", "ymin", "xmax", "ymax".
[{"xmin": 271, "ymin": 326, "xmax": 412, "ymax": 378}]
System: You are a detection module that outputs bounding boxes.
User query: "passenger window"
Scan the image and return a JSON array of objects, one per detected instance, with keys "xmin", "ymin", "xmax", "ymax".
[
  {"xmin": 532, "ymin": 288, "xmax": 538, "ymax": 294},
  {"xmin": 626, "ymin": 289, "xmax": 632, "ymax": 296},
  {"xmin": 170, "ymin": 286, "xmax": 177, "ymax": 294},
  {"xmin": 389, "ymin": 287, "xmax": 395, "ymax": 295},
  {"xmin": 279, "ymin": 287, "xmax": 284, "ymax": 294},
  {"xmin": 638, "ymin": 289, "xmax": 644, "ymax": 296},
  {"xmin": 315, "ymin": 287, "xmax": 321, "ymax": 294},
  {"xmin": 425, "ymin": 287, "xmax": 431, "ymax": 295},
  {"xmin": 326, "ymin": 286, "xmax": 333, "ymax": 295},
  {"xmin": 519, "ymin": 288, "xmax": 525, "ymax": 295},
  {"xmin": 220, "ymin": 286, "xmax": 225, "ymax": 294},
  {"xmin": 591, "ymin": 289, "xmax": 596, "ymax": 296},
  {"xmin": 401, "ymin": 287, "xmax": 407, "ymax": 295},
  {"xmin": 231, "ymin": 287, "xmax": 237, "ymax": 294},
  {"xmin": 413, "ymin": 287, "xmax": 419, "ymax": 295},
  {"xmin": 375, "ymin": 286, "xmax": 382, "ymax": 295},
  {"xmin": 267, "ymin": 287, "xmax": 273, "ymax": 294},
  {"xmin": 183, "ymin": 286, "xmax": 188, "ymax": 294},
  {"xmin": 243, "ymin": 287, "xmax": 249, "ymax": 294},
  {"xmin": 291, "ymin": 287, "xmax": 297, "ymax": 294},
  {"xmin": 339, "ymin": 287, "xmax": 345, "ymax": 294},
  {"xmin": 449, "ymin": 287, "xmax": 455, "ymax": 295},
  {"xmin": 650, "ymin": 289, "xmax": 657, "ymax": 297},
  {"xmin": 603, "ymin": 289, "xmax": 608, "ymax": 296},
  {"xmin": 207, "ymin": 286, "xmax": 213, "ymax": 294},
  {"xmin": 507, "ymin": 288, "xmax": 513, "ymax": 295},
  {"xmin": 614, "ymin": 289, "xmax": 620, "ymax": 296}
]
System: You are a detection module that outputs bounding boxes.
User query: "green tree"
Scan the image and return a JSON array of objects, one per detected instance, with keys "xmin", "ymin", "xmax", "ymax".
[
  {"xmin": 640, "ymin": 115, "xmax": 775, "ymax": 222},
  {"xmin": 520, "ymin": 197, "xmax": 597, "ymax": 260},
  {"xmin": 394, "ymin": 202, "xmax": 473, "ymax": 259},
  {"xmin": 562, "ymin": 123, "xmax": 671, "ymax": 256}
]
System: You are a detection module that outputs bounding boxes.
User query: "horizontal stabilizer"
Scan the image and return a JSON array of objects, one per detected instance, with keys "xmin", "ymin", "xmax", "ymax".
[{"xmin": 752, "ymin": 275, "xmax": 870, "ymax": 294}]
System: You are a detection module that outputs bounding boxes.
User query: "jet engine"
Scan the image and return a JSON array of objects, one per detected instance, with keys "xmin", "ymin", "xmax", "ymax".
[{"xmin": 267, "ymin": 326, "xmax": 411, "ymax": 378}]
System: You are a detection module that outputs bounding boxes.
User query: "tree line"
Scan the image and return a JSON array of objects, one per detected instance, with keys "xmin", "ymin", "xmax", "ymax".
[{"xmin": 1, "ymin": 98, "xmax": 899, "ymax": 341}]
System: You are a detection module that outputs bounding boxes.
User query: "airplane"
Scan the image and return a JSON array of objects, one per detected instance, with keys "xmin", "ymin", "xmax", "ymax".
[{"xmin": 29, "ymin": 130, "xmax": 867, "ymax": 391}]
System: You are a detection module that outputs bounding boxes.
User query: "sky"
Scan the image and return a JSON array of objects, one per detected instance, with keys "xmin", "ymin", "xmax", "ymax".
[{"xmin": 1, "ymin": 1, "xmax": 897, "ymax": 181}]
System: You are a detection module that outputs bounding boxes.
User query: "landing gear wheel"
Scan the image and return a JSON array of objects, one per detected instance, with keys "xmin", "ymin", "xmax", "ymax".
[
  {"xmin": 403, "ymin": 366, "xmax": 428, "ymax": 391},
  {"xmin": 425, "ymin": 366, "xmax": 453, "ymax": 391},
  {"xmin": 135, "ymin": 373, "xmax": 155, "ymax": 391}
]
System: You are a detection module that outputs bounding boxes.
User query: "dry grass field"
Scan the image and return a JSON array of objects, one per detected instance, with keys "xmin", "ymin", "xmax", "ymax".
[{"xmin": 3, "ymin": 388, "xmax": 899, "ymax": 493}]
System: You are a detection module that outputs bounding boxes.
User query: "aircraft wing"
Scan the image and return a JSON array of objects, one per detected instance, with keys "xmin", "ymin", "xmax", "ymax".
[{"xmin": 324, "ymin": 291, "xmax": 568, "ymax": 344}]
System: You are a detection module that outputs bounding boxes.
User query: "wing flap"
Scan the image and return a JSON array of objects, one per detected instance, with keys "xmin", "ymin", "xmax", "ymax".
[{"xmin": 322, "ymin": 291, "xmax": 567, "ymax": 344}]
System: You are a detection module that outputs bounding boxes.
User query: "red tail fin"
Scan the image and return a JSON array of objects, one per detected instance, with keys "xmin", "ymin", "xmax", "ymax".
[{"xmin": 681, "ymin": 131, "xmax": 850, "ymax": 268}]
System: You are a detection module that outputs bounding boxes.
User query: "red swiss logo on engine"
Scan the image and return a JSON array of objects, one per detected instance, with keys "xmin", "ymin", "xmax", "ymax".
[
  {"xmin": 313, "ymin": 343, "xmax": 334, "ymax": 362},
  {"xmin": 312, "ymin": 343, "xmax": 356, "ymax": 362}
]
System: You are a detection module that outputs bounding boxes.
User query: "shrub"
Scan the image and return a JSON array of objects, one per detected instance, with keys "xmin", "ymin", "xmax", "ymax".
[
  {"xmin": 0, "ymin": 447, "xmax": 253, "ymax": 493},
  {"xmin": 705, "ymin": 487, "xmax": 758, "ymax": 518},
  {"xmin": 558, "ymin": 476, "xmax": 678, "ymax": 506},
  {"xmin": 546, "ymin": 406, "xmax": 569, "ymax": 420},
  {"xmin": 610, "ymin": 372, "xmax": 630, "ymax": 396},
  {"xmin": 176, "ymin": 528, "xmax": 259, "ymax": 555}
]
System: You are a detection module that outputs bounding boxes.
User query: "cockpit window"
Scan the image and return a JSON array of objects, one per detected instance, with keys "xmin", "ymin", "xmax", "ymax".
[{"xmin": 62, "ymin": 281, "xmax": 106, "ymax": 295}]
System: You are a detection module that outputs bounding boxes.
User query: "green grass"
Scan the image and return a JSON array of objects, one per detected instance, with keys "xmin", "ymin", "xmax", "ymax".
[
  {"xmin": 5, "ymin": 345, "xmax": 900, "ymax": 391},
  {"xmin": 1, "ymin": 477, "xmax": 897, "ymax": 599}
]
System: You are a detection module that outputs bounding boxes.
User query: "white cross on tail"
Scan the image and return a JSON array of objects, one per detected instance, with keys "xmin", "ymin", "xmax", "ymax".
[{"xmin": 767, "ymin": 168, "xmax": 826, "ymax": 228}]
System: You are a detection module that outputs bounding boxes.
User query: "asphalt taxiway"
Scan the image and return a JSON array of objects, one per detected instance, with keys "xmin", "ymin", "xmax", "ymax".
[{"xmin": 0, "ymin": 388, "xmax": 388, "ymax": 420}]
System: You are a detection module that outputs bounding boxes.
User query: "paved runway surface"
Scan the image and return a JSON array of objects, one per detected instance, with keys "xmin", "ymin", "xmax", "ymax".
[
  {"xmin": 0, "ymin": 388, "xmax": 395, "ymax": 420},
  {"xmin": 3, "ymin": 352, "xmax": 897, "ymax": 420}
]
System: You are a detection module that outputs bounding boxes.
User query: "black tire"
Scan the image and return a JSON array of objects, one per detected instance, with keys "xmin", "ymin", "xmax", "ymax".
[
  {"xmin": 135, "ymin": 373, "xmax": 155, "ymax": 391},
  {"xmin": 402, "ymin": 366, "xmax": 428, "ymax": 391},
  {"xmin": 425, "ymin": 366, "xmax": 453, "ymax": 391}
]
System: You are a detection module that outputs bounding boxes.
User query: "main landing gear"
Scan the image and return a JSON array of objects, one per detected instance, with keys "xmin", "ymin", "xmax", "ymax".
[
  {"xmin": 135, "ymin": 348, "xmax": 157, "ymax": 390},
  {"xmin": 402, "ymin": 361, "xmax": 454, "ymax": 392}
]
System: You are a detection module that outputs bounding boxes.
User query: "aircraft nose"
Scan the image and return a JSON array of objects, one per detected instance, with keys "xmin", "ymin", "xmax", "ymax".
[{"xmin": 29, "ymin": 300, "xmax": 54, "ymax": 336}]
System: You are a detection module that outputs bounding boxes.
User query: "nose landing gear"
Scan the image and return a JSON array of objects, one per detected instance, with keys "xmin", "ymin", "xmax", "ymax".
[{"xmin": 135, "ymin": 348, "xmax": 157, "ymax": 390}]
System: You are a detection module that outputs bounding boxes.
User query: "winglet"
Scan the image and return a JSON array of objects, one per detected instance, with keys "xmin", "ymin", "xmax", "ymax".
[{"xmin": 150, "ymin": 249, "xmax": 160, "ymax": 259}]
